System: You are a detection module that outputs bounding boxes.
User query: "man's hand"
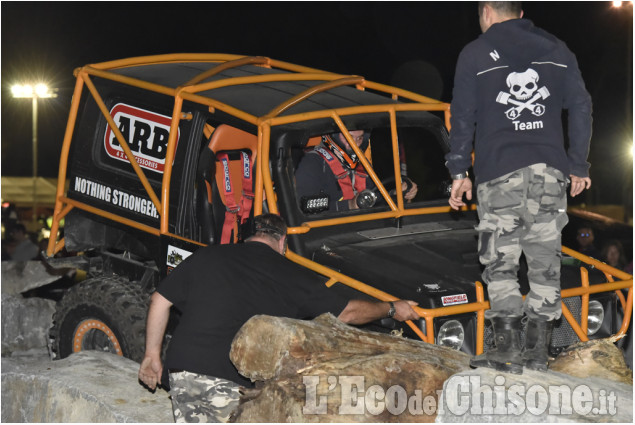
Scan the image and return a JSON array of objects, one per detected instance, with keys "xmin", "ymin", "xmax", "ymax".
[
  {"xmin": 138, "ymin": 354, "xmax": 163, "ymax": 390},
  {"xmin": 403, "ymin": 181, "xmax": 418, "ymax": 202},
  {"xmin": 449, "ymin": 178, "xmax": 473, "ymax": 210},
  {"xmin": 392, "ymin": 300, "xmax": 420, "ymax": 322},
  {"xmin": 569, "ymin": 175, "xmax": 591, "ymax": 197}
]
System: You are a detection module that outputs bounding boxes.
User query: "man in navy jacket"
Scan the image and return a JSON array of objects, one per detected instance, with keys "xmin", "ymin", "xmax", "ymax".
[{"xmin": 445, "ymin": 2, "xmax": 592, "ymax": 374}]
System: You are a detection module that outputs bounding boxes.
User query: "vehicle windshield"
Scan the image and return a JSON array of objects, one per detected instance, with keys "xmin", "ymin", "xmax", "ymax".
[{"xmin": 293, "ymin": 124, "xmax": 449, "ymax": 219}]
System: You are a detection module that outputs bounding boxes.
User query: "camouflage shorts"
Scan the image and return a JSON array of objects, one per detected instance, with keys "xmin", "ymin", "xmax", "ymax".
[
  {"xmin": 476, "ymin": 163, "xmax": 569, "ymax": 321},
  {"xmin": 168, "ymin": 371, "xmax": 241, "ymax": 423}
]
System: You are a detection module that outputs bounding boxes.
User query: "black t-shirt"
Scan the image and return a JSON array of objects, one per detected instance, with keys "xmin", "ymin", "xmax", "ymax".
[{"xmin": 158, "ymin": 241, "xmax": 348, "ymax": 386}]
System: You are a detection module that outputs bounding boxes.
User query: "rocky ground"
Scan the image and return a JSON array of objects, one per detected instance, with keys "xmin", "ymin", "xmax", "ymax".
[
  {"xmin": 1, "ymin": 281, "xmax": 632, "ymax": 423},
  {"xmin": 2, "ymin": 350, "xmax": 173, "ymax": 422},
  {"xmin": 1, "ymin": 288, "xmax": 173, "ymax": 422}
]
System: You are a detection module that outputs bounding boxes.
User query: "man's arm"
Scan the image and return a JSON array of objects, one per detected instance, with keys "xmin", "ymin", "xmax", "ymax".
[
  {"xmin": 446, "ymin": 48, "xmax": 477, "ymax": 207},
  {"xmin": 563, "ymin": 50, "xmax": 593, "ymax": 183},
  {"xmin": 338, "ymin": 299, "xmax": 419, "ymax": 325},
  {"xmin": 138, "ymin": 291, "xmax": 172, "ymax": 390},
  {"xmin": 445, "ymin": 48, "xmax": 477, "ymax": 177}
]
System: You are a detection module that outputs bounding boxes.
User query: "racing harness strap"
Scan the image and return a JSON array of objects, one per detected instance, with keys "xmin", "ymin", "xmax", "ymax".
[
  {"xmin": 217, "ymin": 151, "xmax": 254, "ymax": 244},
  {"xmin": 312, "ymin": 146, "xmax": 368, "ymax": 200},
  {"xmin": 207, "ymin": 124, "xmax": 259, "ymax": 245}
]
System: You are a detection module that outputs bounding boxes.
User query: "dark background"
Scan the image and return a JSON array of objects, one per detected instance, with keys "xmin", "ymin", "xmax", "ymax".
[{"xmin": 2, "ymin": 1, "xmax": 632, "ymax": 207}]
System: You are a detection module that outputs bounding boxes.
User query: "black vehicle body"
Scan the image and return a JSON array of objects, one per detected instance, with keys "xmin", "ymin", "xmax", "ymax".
[{"xmin": 42, "ymin": 54, "xmax": 631, "ymax": 363}]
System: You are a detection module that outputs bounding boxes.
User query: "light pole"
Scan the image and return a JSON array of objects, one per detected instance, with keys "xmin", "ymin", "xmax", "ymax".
[{"xmin": 11, "ymin": 83, "xmax": 57, "ymax": 226}]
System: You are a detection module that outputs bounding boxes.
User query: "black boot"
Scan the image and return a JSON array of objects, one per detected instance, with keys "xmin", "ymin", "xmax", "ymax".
[
  {"xmin": 522, "ymin": 318, "xmax": 553, "ymax": 371},
  {"xmin": 471, "ymin": 316, "xmax": 523, "ymax": 374}
]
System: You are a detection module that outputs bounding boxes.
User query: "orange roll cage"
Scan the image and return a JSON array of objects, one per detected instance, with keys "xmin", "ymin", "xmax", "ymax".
[{"xmin": 47, "ymin": 54, "xmax": 632, "ymax": 354}]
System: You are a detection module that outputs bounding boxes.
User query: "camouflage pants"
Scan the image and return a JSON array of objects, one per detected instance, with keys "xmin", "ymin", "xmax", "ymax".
[
  {"xmin": 476, "ymin": 163, "xmax": 569, "ymax": 321},
  {"xmin": 168, "ymin": 371, "xmax": 241, "ymax": 423}
]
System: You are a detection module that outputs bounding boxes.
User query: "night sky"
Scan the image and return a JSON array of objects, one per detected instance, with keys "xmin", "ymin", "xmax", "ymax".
[{"xmin": 1, "ymin": 1, "xmax": 632, "ymax": 206}]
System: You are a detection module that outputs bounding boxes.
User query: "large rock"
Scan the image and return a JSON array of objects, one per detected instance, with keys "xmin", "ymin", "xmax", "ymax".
[
  {"xmin": 1, "ymin": 260, "xmax": 63, "ymax": 295},
  {"xmin": 437, "ymin": 367, "xmax": 632, "ymax": 423},
  {"xmin": 1, "ymin": 293, "xmax": 55, "ymax": 355},
  {"xmin": 1, "ymin": 351, "xmax": 173, "ymax": 422},
  {"xmin": 549, "ymin": 337, "xmax": 632, "ymax": 385}
]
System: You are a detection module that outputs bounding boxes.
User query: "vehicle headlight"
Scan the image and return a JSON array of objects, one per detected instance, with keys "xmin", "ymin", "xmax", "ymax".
[
  {"xmin": 587, "ymin": 300, "xmax": 604, "ymax": 336},
  {"xmin": 437, "ymin": 320, "xmax": 464, "ymax": 350}
]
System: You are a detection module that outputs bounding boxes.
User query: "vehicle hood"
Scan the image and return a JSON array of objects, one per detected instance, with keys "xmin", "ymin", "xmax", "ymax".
[{"xmin": 310, "ymin": 221, "xmax": 484, "ymax": 309}]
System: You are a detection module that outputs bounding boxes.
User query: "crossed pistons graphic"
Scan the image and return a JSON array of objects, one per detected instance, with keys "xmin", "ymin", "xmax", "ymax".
[{"xmin": 496, "ymin": 68, "xmax": 550, "ymax": 120}]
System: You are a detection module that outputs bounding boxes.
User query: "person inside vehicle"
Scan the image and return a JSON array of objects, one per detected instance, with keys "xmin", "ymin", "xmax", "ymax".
[
  {"xmin": 138, "ymin": 213, "xmax": 419, "ymax": 423},
  {"xmin": 295, "ymin": 130, "xmax": 418, "ymax": 212}
]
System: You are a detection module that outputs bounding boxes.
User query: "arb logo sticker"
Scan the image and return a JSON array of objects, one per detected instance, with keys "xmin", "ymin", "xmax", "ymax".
[
  {"xmin": 104, "ymin": 103, "xmax": 179, "ymax": 173},
  {"xmin": 441, "ymin": 294, "xmax": 468, "ymax": 306}
]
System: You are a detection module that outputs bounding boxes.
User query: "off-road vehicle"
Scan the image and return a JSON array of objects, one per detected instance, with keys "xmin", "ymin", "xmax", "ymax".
[{"xmin": 38, "ymin": 54, "xmax": 631, "ymax": 363}]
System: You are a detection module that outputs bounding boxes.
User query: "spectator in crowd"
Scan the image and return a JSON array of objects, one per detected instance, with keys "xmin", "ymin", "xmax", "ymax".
[
  {"xmin": 576, "ymin": 226, "xmax": 601, "ymax": 259},
  {"xmin": 5, "ymin": 223, "xmax": 39, "ymax": 261},
  {"xmin": 601, "ymin": 239, "xmax": 628, "ymax": 271}
]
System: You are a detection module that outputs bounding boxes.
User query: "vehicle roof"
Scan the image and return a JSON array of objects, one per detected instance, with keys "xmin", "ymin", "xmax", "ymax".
[
  {"xmin": 89, "ymin": 54, "xmax": 447, "ymax": 134},
  {"xmin": 113, "ymin": 62, "xmax": 394, "ymax": 116}
]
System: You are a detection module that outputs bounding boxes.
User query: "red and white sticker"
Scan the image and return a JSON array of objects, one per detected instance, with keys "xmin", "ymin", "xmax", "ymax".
[
  {"xmin": 441, "ymin": 294, "xmax": 468, "ymax": 306},
  {"xmin": 104, "ymin": 103, "xmax": 179, "ymax": 173}
]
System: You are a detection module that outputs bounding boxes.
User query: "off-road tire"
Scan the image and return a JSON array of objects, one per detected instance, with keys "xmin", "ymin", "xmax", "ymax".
[{"xmin": 49, "ymin": 275, "xmax": 149, "ymax": 363}]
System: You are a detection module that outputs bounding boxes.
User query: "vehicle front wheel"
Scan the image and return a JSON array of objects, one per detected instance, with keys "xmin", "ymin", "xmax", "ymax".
[{"xmin": 49, "ymin": 276, "xmax": 149, "ymax": 363}]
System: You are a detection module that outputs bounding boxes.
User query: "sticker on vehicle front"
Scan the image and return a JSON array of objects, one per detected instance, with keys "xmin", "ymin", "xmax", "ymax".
[
  {"xmin": 441, "ymin": 294, "xmax": 468, "ymax": 306},
  {"xmin": 104, "ymin": 103, "xmax": 180, "ymax": 173},
  {"xmin": 167, "ymin": 245, "xmax": 192, "ymax": 269}
]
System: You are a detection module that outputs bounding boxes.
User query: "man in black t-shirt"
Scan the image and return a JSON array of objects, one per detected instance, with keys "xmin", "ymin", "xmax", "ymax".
[{"xmin": 138, "ymin": 213, "xmax": 419, "ymax": 423}]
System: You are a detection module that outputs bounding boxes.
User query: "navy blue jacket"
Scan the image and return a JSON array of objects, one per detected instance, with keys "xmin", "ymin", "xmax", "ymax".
[{"xmin": 445, "ymin": 19, "xmax": 592, "ymax": 185}]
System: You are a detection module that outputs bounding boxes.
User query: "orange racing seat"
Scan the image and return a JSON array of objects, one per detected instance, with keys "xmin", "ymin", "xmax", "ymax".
[{"xmin": 198, "ymin": 125, "xmax": 258, "ymax": 244}]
